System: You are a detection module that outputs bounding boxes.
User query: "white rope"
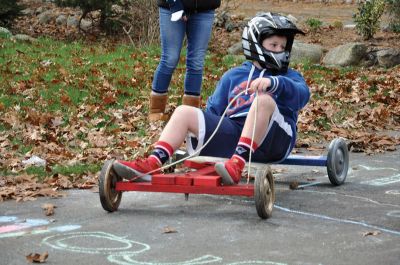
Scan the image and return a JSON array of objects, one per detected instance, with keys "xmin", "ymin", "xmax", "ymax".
[
  {"xmin": 247, "ymin": 68, "xmax": 266, "ymax": 183},
  {"xmin": 145, "ymin": 65, "xmax": 266, "ymax": 177},
  {"xmin": 145, "ymin": 89, "xmax": 249, "ymax": 175}
]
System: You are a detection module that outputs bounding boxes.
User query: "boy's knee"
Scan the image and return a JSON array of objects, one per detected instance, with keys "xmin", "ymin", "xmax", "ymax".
[
  {"xmin": 257, "ymin": 94, "xmax": 276, "ymax": 109},
  {"xmin": 173, "ymin": 105, "xmax": 195, "ymax": 117}
]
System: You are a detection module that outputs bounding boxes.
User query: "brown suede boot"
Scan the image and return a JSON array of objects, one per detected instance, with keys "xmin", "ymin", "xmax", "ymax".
[
  {"xmin": 148, "ymin": 93, "xmax": 168, "ymax": 121},
  {"xmin": 182, "ymin": 94, "xmax": 201, "ymax": 108}
]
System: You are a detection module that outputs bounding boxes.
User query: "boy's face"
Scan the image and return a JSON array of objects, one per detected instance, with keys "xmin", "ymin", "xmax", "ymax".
[{"xmin": 262, "ymin": 35, "xmax": 287, "ymax": 53}]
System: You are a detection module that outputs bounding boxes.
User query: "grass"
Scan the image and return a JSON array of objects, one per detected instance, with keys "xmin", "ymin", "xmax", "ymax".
[
  {"xmin": 25, "ymin": 163, "xmax": 101, "ymax": 182},
  {"xmin": 0, "ymin": 37, "xmax": 238, "ymax": 179}
]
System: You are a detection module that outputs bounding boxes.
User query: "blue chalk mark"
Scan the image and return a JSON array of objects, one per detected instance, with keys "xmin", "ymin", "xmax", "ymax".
[
  {"xmin": 275, "ymin": 205, "xmax": 400, "ymax": 237},
  {"xmin": 0, "ymin": 216, "xmax": 18, "ymax": 223}
]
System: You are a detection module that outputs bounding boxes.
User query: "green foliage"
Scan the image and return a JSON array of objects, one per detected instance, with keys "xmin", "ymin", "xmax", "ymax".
[
  {"xmin": 331, "ymin": 20, "xmax": 344, "ymax": 29},
  {"xmin": 0, "ymin": 0, "xmax": 24, "ymax": 27},
  {"xmin": 305, "ymin": 18, "xmax": 323, "ymax": 33},
  {"xmin": 353, "ymin": 0, "xmax": 386, "ymax": 39},
  {"xmin": 25, "ymin": 163, "xmax": 101, "ymax": 181},
  {"xmin": 385, "ymin": 0, "xmax": 400, "ymax": 32}
]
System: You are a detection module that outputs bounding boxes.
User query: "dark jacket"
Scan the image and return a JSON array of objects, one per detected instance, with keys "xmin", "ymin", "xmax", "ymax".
[{"xmin": 157, "ymin": 0, "xmax": 221, "ymax": 12}]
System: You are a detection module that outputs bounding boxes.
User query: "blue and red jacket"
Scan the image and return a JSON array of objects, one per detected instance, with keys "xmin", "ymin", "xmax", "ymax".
[{"xmin": 206, "ymin": 61, "xmax": 310, "ymax": 149}]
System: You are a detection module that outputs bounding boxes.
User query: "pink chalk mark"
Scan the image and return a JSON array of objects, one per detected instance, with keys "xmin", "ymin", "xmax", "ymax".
[{"xmin": 0, "ymin": 224, "xmax": 27, "ymax": 233}]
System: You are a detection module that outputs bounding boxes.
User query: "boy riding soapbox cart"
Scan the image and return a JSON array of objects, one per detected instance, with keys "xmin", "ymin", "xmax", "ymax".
[{"xmin": 99, "ymin": 138, "xmax": 349, "ymax": 219}]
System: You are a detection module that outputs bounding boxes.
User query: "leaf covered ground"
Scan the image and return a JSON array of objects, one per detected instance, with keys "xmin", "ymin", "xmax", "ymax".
[{"xmin": 0, "ymin": 35, "xmax": 399, "ymax": 202}]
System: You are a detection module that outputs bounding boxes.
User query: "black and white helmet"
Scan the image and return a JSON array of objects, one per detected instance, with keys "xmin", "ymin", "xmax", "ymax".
[{"xmin": 242, "ymin": 12, "xmax": 305, "ymax": 74}]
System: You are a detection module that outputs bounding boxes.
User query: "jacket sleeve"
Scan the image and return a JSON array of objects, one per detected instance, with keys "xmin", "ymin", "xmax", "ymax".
[
  {"xmin": 205, "ymin": 72, "xmax": 231, "ymax": 116},
  {"xmin": 182, "ymin": 0, "xmax": 221, "ymax": 11},
  {"xmin": 268, "ymin": 70, "xmax": 310, "ymax": 111}
]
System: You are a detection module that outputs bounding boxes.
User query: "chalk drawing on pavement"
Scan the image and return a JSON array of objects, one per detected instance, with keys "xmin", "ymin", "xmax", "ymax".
[
  {"xmin": 302, "ymin": 190, "xmax": 400, "ymax": 208},
  {"xmin": 107, "ymin": 257, "xmax": 289, "ymax": 265},
  {"xmin": 275, "ymin": 205, "xmax": 400, "ymax": 237},
  {"xmin": 108, "ymin": 254, "xmax": 222, "ymax": 265},
  {"xmin": 0, "ymin": 215, "xmax": 81, "ymax": 239},
  {"xmin": 387, "ymin": 210, "xmax": 400, "ymax": 218},
  {"xmin": 358, "ymin": 165, "xmax": 398, "ymax": 171},
  {"xmin": 230, "ymin": 258, "xmax": 291, "ymax": 265},
  {"xmin": 361, "ymin": 174, "xmax": 400, "ymax": 186},
  {"xmin": 42, "ymin": 231, "xmax": 149, "ymax": 255},
  {"xmin": 42, "ymin": 231, "xmax": 294, "ymax": 265},
  {"xmin": 0, "ymin": 218, "xmax": 48, "ymax": 234},
  {"xmin": 356, "ymin": 165, "xmax": 400, "ymax": 186},
  {"xmin": 0, "ymin": 216, "xmax": 18, "ymax": 223},
  {"xmin": 386, "ymin": 190, "xmax": 400, "ymax": 195}
]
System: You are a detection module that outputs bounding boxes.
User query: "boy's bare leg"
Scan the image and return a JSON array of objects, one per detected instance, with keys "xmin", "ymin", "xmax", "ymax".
[
  {"xmin": 215, "ymin": 94, "xmax": 276, "ymax": 185},
  {"xmin": 159, "ymin": 105, "xmax": 200, "ymax": 150},
  {"xmin": 241, "ymin": 93, "xmax": 276, "ymax": 142},
  {"xmin": 113, "ymin": 105, "xmax": 199, "ymax": 180}
]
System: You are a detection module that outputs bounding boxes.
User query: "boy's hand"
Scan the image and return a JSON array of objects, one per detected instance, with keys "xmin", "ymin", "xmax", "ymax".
[{"xmin": 249, "ymin": 77, "xmax": 271, "ymax": 94}]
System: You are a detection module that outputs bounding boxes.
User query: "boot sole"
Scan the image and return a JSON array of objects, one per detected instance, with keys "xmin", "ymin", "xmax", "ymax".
[{"xmin": 214, "ymin": 163, "xmax": 235, "ymax": 185}]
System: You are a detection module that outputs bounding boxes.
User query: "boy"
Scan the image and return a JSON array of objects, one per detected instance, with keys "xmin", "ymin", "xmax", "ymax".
[{"xmin": 114, "ymin": 12, "xmax": 310, "ymax": 185}]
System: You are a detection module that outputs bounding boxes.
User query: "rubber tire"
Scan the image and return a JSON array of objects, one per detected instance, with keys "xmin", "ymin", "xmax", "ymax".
[
  {"xmin": 99, "ymin": 159, "xmax": 122, "ymax": 212},
  {"xmin": 327, "ymin": 138, "xmax": 349, "ymax": 186},
  {"xmin": 254, "ymin": 166, "xmax": 275, "ymax": 219}
]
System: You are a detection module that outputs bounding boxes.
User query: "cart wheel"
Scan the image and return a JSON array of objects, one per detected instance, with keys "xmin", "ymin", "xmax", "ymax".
[
  {"xmin": 254, "ymin": 166, "xmax": 275, "ymax": 219},
  {"xmin": 99, "ymin": 159, "xmax": 122, "ymax": 212},
  {"xmin": 327, "ymin": 138, "xmax": 349, "ymax": 186}
]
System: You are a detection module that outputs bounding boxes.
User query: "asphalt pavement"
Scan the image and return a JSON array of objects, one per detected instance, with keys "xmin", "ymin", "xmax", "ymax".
[{"xmin": 1, "ymin": 149, "xmax": 399, "ymax": 265}]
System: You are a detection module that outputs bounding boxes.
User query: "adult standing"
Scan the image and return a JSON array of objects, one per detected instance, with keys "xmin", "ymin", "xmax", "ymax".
[{"xmin": 149, "ymin": 0, "xmax": 221, "ymax": 121}]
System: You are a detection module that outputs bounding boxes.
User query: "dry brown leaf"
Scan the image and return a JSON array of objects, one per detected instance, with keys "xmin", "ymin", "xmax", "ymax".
[
  {"xmin": 289, "ymin": 181, "xmax": 299, "ymax": 190},
  {"xmin": 88, "ymin": 131, "xmax": 109, "ymax": 148},
  {"xmin": 363, "ymin": 231, "xmax": 381, "ymax": 237},
  {"xmin": 26, "ymin": 251, "xmax": 48, "ymax": 263},
  {"xmin": 41, "ymin": 203, "xmax": 56, "ymax": 216},
  {"xmin": 163, "ymin": 226, "xmax": 177, "ymax": 234}
]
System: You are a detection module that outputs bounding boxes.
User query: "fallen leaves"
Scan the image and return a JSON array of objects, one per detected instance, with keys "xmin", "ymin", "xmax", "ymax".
[
  {"xmin": 45, "ymin": 174, "xmax": 73, "ymax": 189},
  {"xmin": 298, "ymin": 66, "xmax": 400, "ymax": 153},
  {"xmin": 26, "ymin": 252, "xmax": 49, "ymax": 263},
  {"xmin": 0, "ymin": 174, "xmax": 64, "ymax": 202}
]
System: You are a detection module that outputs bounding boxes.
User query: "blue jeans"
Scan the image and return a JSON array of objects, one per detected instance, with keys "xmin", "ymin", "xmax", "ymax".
[{"xmin": 152, "ymin": 8, "xmax": 215, "ymax": 96}]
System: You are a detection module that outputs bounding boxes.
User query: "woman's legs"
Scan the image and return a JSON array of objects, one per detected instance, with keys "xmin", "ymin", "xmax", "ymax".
[
  {"xmin": 184, "ymin": 10, "xmax": 215, "ymax": 96},
  {"xmin": 152, "ymin": 8, "xmax": 186, "ymax": 94},
  {"xmin": 150, "ymin": 8, "xmax": 186, "ymax": 120}
]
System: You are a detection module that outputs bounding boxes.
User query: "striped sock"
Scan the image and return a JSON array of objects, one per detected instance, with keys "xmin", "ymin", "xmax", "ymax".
[
  {"xmin": 231, "ymin": 137, "xmax": 259, "ymax": 168},
  {"xmin": 149, "ymin": 141, "xmax": 174, "ymax": 165}
]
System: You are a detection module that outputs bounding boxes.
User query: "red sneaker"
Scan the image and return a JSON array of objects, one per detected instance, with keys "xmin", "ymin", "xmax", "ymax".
[
  {"xmin": 113, "ymin": 158, "xmax": 160, "ymax": 180},
  {"xmin": 214, "ymin": 157, "xmax": 244, "ymax": 185}
]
